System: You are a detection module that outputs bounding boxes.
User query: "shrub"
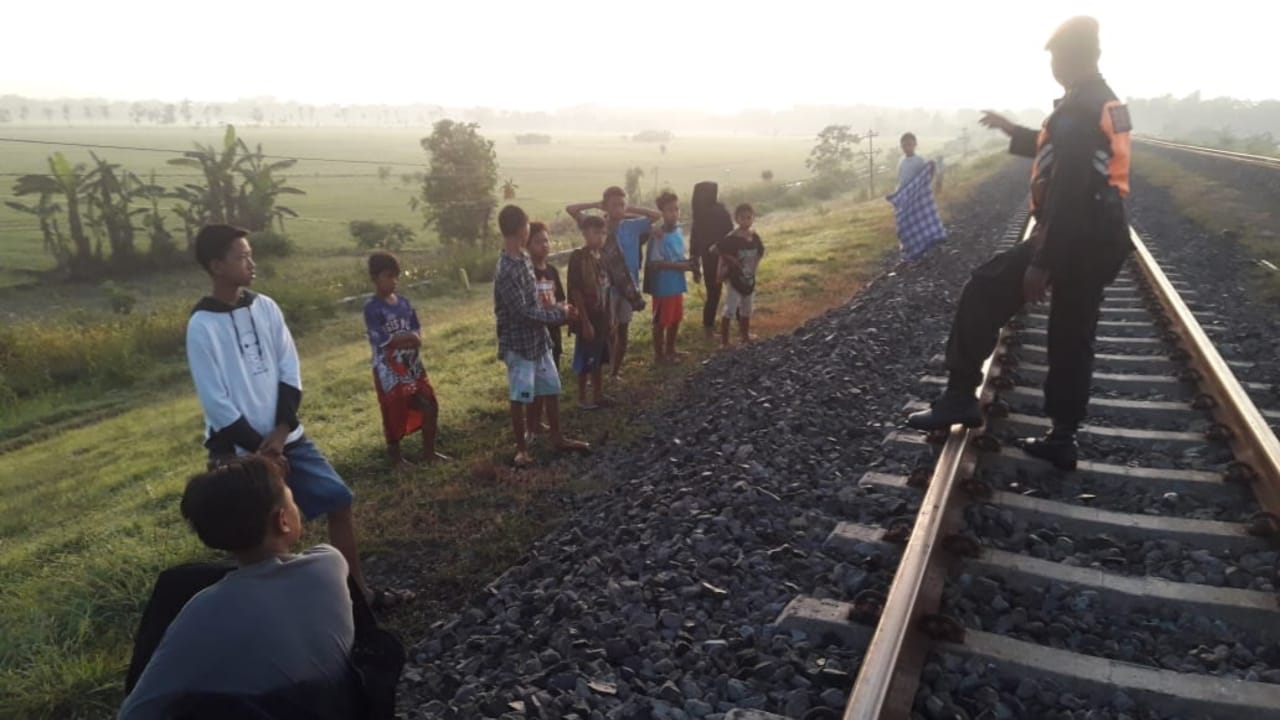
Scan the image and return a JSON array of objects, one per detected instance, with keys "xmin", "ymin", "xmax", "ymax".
[
  {"xmin": 249, "ymin": 229, "xmax": 292, "ymax": 257},
  {"xmin": 349, "ymin": 220, "xmax": 416, "ymax": 251},
  {"xmin": 101, "ymin": 282, "xmax": 138, "ymax": 315}
]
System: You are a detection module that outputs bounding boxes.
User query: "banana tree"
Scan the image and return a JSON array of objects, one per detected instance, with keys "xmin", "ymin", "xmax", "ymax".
[
  {"xmin": 82, "ymin": 152, "xmax": 141, "ymax": 262},
  {"xmin": 169, "ymin": 183, "xmax": 212, "ymax": 249},
  {"xmin": 167, "ymin": 124, "xmax": 242, "ymax": 224},
  {"xmin": 235, "ymin": 141, "xmax": 304, "ymax": 232},
  {"xmin": 135, "ymin": 171, "xmax": 176, "ymax": 257},
  {"xmin": 13, "ymin": 153, "xmax": 93, "ymax": 276},
  {"xmin": 4, "ymin": 193, "xmax": 68, "ymax": 270}
]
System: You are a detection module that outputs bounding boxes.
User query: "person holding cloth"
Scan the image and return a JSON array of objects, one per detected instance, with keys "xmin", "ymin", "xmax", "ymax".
[{"xmin": 907, "ymin": 16, "xmax": 1133, "ymax": 473}]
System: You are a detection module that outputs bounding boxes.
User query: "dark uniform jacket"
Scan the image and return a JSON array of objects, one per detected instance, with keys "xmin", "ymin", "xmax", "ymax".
[{"xmin": 1009, "ymin": 73, "xmax": 1132, "ymax": 277}]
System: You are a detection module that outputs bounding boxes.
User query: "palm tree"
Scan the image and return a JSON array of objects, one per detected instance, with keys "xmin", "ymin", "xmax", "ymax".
[{"xmin": 501, "ymin": 178, "xmax": 518, "ymax": 200}]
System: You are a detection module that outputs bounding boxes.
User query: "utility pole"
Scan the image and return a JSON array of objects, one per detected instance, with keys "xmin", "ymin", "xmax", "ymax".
[{"xmin": 860, "ymin": 129, "xmax": 881, "ymax": 197}]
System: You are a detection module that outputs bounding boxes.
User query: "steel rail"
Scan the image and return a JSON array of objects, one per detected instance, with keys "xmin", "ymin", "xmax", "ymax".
[
  {"xmin": 1135, "ymin": 136, "xmax": 1280, "ymax": 169},
  {"xmin": 841, "ymin": 217, "xmax": 1033, "ymax": 720},
  {"xmin": 1128, "ymin": 227, "xmax": 1280, "ymax": 519}
]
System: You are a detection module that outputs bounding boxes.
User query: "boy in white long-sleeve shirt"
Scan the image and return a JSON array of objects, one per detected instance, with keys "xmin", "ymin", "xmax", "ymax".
[{"xmin": 186, "ymin": 224, "xmax": 409, "ymax": 610}]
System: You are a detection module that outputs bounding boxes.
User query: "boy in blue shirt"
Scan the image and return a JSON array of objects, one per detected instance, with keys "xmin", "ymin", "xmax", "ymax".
[
  {"xmin": 566, "ymin": 187, "xmax": 661, "ymax": 379},
  {"xmin": 646, "ymin": 191, "xmax": 696, "ymax": 364}
]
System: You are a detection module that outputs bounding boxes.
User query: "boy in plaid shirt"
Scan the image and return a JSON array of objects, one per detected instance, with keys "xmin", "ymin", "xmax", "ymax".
[{"xmin": 493, "ymin": 205, "xmax": 589, "ymax": 467}]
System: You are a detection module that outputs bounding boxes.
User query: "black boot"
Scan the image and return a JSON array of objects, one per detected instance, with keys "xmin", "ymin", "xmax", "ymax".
[
  {"xmin": 906, "ymin": 389, "xmax": 983, "ymax": 431},
  {"xmin": 1016, "ymin": 426, "xmax": 1079, "ymax": 472}
]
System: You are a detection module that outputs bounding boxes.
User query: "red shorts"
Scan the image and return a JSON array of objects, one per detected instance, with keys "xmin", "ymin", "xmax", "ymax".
[
  {"xmin": 651, "ymin": 294, "xmax": 684, "ymax": 328},
  {"xmin": 374, "ymin": 371, "xmax": 437, "ymax": 444}
]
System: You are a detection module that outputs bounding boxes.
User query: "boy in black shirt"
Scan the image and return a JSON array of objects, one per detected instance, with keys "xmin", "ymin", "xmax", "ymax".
[
  {"xmin": 527, "ymin": 221, "xmax": 566, "ymax": 436},
  {"xmin": 710, "ymin": 204, "xmax": 765, "ymax": 348}
]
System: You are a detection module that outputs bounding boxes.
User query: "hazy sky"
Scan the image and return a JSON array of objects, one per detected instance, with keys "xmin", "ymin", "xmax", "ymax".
[{"xmin": 3, "ymin": 1, "xmax": 1275, "ymax": 111}]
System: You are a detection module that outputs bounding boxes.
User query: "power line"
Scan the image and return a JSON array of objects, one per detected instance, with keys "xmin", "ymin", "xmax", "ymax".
[{"xmin": 0, "ymin": 135, "xmax": 424, "ymax": 168}]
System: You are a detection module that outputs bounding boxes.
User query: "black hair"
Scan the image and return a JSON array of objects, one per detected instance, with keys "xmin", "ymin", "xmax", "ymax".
[
  {"xmin": 602, "ymin": 186, "xmax": 626, "ymax": 204},
  {"xmin": 180, "ymin": 456, "xmax": 285, "ymax": 553},
  {"xmin": 579, "ymin": 215, "xmax": 606, "ymax": 232},
  {"xmin": 528, "ymin": 221, "xmax": 549, "ymax": 237},
  {"xmin": 368, "ymin": 251, "xmax": 400, "ymax": 278},
  {"xmin": 734, "ymin": 203, "xmax": 755, "ymax": 217},
  {"xmin": 498, "ymin": 204, "xmax": 529, "ymax": 237},
  {"xmin": 900, "ymin": 132, "xmax": 917, "ymax": 144},
  {"xmin": 194, "ymin": 224, "xmax": 250, "ymax": 272},
  {"xmin": 655, "ymin": 191, "xmax": 678, "ymax": 210}
]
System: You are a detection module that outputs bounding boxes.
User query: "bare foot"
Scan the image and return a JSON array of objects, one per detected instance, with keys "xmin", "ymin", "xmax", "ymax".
[{"xmin": 513, "ymin": 450, "xmax": 535, "ymax": 467}]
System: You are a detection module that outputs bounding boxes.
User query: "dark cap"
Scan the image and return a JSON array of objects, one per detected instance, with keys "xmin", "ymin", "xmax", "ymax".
[{"xmin": 1045, "ymin": 15, "xmax": 1100, "ymax": 56}]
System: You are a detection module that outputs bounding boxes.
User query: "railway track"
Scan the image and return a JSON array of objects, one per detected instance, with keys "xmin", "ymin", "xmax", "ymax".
[
  {"xmin": 1135, "ymin": 136, "xmax": 1280, "ymax": 170},
  {"xmin": 772, "ymin": 213, "xmax": 1280, "ymax": 719}
]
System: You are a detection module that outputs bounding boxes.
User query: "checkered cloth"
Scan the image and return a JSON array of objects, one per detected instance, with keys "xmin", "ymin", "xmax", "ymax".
[{"xmin": 886, "ymin": 162, "xmax": 946, "ymax": 262}]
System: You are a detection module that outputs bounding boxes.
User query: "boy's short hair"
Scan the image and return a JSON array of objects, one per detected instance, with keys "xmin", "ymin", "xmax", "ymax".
[
  {"xmin": 367, "ymin": 251, "xmax": 400, "ymax": 278},
  {"xmin": 655, "ymin": 191, "xmax": 678, "ymax": 210},
  {"xmin": 579, "ymin": 215, "xmax": 606, "ymax": 232},
  {"xmin": 180, "ymin": 456, "xmax": 285, "ymax": 553},
  {"xmin": 734, "ymin": 203, "xmax": 755, "ymax": 217},
  {"xmin": 900, "ymin": 132, "xmax": 917, "ymax": 144},
  {"xmin": 497, "ymin": 205, "xmax": 529, "ymax": 237},
  {"xmin": 602, "ymin": 186, "xmax": 626, "ymax": 204},
  {"xmin": 194, "ymin": 224, "xmax": 250, "ymax": 272},
  {"xmin": 528, "ymin": 221, "xmax": 549, "ymax": 237}
]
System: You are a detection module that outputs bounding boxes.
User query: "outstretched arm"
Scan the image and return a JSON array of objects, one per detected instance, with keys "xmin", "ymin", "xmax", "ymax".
[{"xmin": 626, "ymin": 206, "xmax": 661, "ymax": 222}]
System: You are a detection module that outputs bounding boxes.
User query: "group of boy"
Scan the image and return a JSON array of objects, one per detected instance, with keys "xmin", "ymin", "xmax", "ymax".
[
  {"xmin": 120, "ymin": 181, "xmax": 768, "ymax": 714},
  {"xmin": 490, "ymin": 184, "xmax": 768, "ymax": 464}
]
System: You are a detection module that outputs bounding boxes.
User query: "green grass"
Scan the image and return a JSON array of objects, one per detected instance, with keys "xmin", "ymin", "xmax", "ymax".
[
  {"xmin": 0, "ymin": 137, "xmax": 1011, "ymax": 718},
  {"xmin": 1134, "ymin": 147, "xmax": 1280, "ymax": 302}
]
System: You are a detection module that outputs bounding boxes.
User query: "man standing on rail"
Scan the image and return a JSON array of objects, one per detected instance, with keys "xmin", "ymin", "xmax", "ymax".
[{"xmin": 907, "ymin": 16, "xmax": 1133, "ymax": 472}]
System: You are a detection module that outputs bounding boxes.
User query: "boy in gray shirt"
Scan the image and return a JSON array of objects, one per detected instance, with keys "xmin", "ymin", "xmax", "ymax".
[{"xmin": 119, "ymin": 457, "xmax": 355, "ymax": 720}]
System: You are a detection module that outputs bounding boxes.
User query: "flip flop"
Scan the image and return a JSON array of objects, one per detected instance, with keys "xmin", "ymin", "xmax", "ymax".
[{"xmin": 554, "ymin": 438, "xmax": 591, "ymax": 453}]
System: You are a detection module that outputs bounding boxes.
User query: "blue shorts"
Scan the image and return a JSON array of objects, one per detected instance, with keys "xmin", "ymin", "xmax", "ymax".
[
  {"xmin": 504, "ymin": 349, "xmax": 561, "ymax": 404},
  {"xmin": 282, "ymin": 437, "xmax": 354, "ymax": 520}
]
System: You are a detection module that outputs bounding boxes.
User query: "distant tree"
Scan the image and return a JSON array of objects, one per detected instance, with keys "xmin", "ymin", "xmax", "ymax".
[
  {"xmin": 418, "ymin": 119, "xmax": 499, "ymax": 245},
  {"xmin": 659, "ymin": 143, "xmax": 667, "ymax": 155},
  {"xmin": 100, "ymin": 105, "xmax": 110, "ymax": 120},
  {"xmin": 514, "ymin": 133, "xmax": 552, "ymax": 145},
  {"xmin": 18, "ymin": 105, "xmax": 28, "ymax": 122},
  {"xmin": 250, "ymin": 107, "xmax": 265, "ymax": 124},
  {"xmin": 62, "ymin": 103, "xmax": 71, "ymax": 125},
  {"xmin": 376, "ymin": 166, "xmax": 392, "ymax": 183},
  {"xmin": 806, "ymin": 125, "xmax": 861, "ymax": 178},
  {"xmin": 501, "ymin": 177, "xmax": 518, "ymax": 200},
  {"xmin": 180, "ymin": 98, "xmax": 193, "ymax": 125},
  {"xmin": 624, "ymin": 167, "xmax": 645, "ymax": 201},
  {"xmin": 42, "ymin": 107, "xmax": 53, "ymax": 124},
  {"xmin": 632, "ymin": 130, "xmax": 673, "ymax": 143},
  {"xmin": 162, "ymin": 104, "xmax": 177, "ymax": 125},
  {"xmin": 761, "ymin": 169, "xmax": 774, "ymax": 182},
  {"xmin": 0, "ymin": 109, "xmax": 10, "ymax": 124},
  {"xmin": 349, "ymin": 220, "xmax": 416, "ymax": 250},
  {"xmin": 82, "ymin": 104, "xmax": 93, "ymax": 121}
]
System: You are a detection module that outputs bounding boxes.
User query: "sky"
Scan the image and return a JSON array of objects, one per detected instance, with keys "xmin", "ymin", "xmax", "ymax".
[{"xmin": 2, "ymin": 0, "xmax": 1276, "ymax": 112}]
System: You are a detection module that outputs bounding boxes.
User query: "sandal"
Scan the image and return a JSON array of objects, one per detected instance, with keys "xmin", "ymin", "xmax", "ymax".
[
  {"xmin": 553, "ymin": 437, "xmax": 591, "ymax": 453},
  {"xmin": 370, "ymin": 588, "xmax": 416, "ymax": 611}
]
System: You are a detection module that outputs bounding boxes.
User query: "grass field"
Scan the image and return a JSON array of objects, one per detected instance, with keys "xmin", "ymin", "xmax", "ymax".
[
  {"xmin": 0, "ymin": 125, "xmax": 1007, "ymax": 718},
  {"xmin": 0, "ymin": 127, "xmax": 820, "ymax": 283}
]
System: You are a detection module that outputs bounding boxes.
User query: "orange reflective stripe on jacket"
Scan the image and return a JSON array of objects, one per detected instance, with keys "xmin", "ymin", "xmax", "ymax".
[{"xmin": 1100, "ymin": 99, "xmax": 1131, "ymax": 196}]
